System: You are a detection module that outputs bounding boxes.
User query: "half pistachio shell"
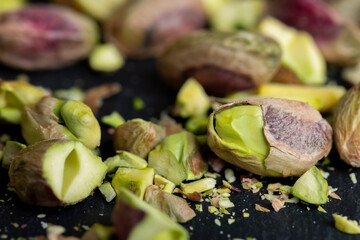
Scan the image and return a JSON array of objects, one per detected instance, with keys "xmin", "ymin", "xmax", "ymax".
[{"xmin": 208, "ymin": 98, "xmax": 333, "ymax": 177}]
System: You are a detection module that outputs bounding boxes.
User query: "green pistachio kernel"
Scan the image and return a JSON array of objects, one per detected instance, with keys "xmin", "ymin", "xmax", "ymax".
[{"xmin": 214, "ymin": 105, "xmax": 269, "ymax": 163}]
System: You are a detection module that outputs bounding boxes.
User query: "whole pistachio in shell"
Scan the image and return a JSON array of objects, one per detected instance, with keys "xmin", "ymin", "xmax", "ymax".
[
  {"xmin": 9, "ymin": 139, "xmax": 107, "ymax": 206},
  {"xmin": 21, "ymin": 96, "xmax": 101, "ymax": 149},
  {"xmin": 113, "ymin": 118, "xmax": 166, "ymax": 158},
  {"xmin": 0, "ymin": 5, "xmax": 99, "ymax": 70},
  {"xmin": 207, "ymin": 98, "xmax": 333, "ymax": 177},
  {"xmin": 334, "ymin": 86, "xmax": 360, "ymax": 167},
  {"xmin": 158, "ymin": 31, "xmax": 282, "ymax": 96},
  {"xmin": 105, "ymin": 0, "xmax": 206, "ymax": 58}
]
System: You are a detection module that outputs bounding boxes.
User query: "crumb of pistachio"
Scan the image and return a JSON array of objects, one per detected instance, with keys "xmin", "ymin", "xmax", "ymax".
[
  {"xmin": 208, "ymin": 206, "xmax": 219, "ymax": 213},
  {"xmin": 317, "ymin": 206, "xmax": 327, "ymax": 213},
  {"xmin": 228, "ymin": 219, "xmax": 235, "ymax": 225},
  {"xmin": 40, "ymin": 221, "xmax": 48, "ymax": 229},
  {"xmin": 214, "ymin": 219, "xmax": 221, "ymax": 227},
  {"xmin": 255, "ymin": 204, "xmax": 270, "ymax": 212},
  {"xmin": 225, "ymin": 168, "xmax": 236, "ymax": 183},
  {"xmin": 243, "ymin": 213, "xmax": 250, "ymax": 218},
  {"xmin": 272, "ymin": 199, "xmax": 285, "ymax": 212},
  {"xmin": 350, "ymin": 173, "xmax": 357, "ymax": 184},
  {"xmin": 195, "ymin": 204, "xmax": 203, "ymax": 212},
  {"xmin": 307, "ymin": 207, "xmax": 310, "ymax": 211},
  {"xmin": 37, "ymin": 214, "xmax": 46, "ymax": 218},
  {"xmin": 205, "ymin": 172, "xmax": 221, "ymax": 179}
]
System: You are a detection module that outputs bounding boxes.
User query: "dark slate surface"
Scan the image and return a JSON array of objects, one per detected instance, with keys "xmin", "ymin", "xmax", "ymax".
[{"xmin": 0, "ymin": 1, "xmax": 360, "ymax": 239}]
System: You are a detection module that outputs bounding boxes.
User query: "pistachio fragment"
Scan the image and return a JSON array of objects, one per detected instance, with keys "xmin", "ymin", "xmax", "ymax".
[
  {"xmin": 111, "ymin": 167, "xmax": 154, "ymax": 199},
  {"xmin": 113, "ymin": 119, "xmax": 166, "ymax": 158},
  {"xmin": 148, "ymin": 131, "xmax": 208, "ymax": 185},
  {"xmin": 173, "ymin": 78, "xmax": 210, "ymax": 118},
  {"xmin": 208, "ymin": 98, "xmax": 333, "ymax": 177},
  {"xmin": 291, "ymin": 166, "xmax": 328, "ymax": 205},
  {"xmin": 334, "ymin": 86, "xmax": 360, "ymax": 167},
  {"xmin": 0, "ymin": 5, "xmax": 99, "ymax": 70},
  {"xmin": 158, "ymin": 31, "xmax": 282, "ymax": 95},
  {"xmin": 154, "ymin": 174, "xmax": 176, "ymax": 194},
  {"xmin": 21, "ymin": 97, "xmax": 101, "ymax": 149},
  {"xmin": 180, "ymin": 178, "xmax": 217, "ymax": 194},
  {"xmin": 9, "ymin": 139, "xmax": 107, "ymax": 206},
  {"xmin": 333, "ymin": 214, "xmax": 360, "ymax": 234},
  {"xmin": 269, "ymin": 0, "xmax": 360, "ymax": 66},
  {"xmin": 112, "ymin": 187, "xmax": 189, "ymax": 240},
  {"xmin": 144, "ymin": 185, "xmax": 196, "ymax": 223},
  {"xmin": 105, "ymin": 0, "xmax": 206, "ymax": 58},
  {"xmin": 0, "ymin": 80, "xmax": 47, "ymax": 124},
  {"xmin": 258, "ymin": 17, "xmax": 326, "ymax": 85},
  {"xmin": 89, "ymin": 44, "xmax": 124, "ymax": 72},
  {"xmin": 104, "ymin": 151, "xmax": 148, "ymax": 173}
]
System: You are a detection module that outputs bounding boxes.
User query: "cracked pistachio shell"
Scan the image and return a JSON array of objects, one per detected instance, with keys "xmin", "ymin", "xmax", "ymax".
[
  {"xmin": 113, "ymin": 119, "xmax": 166, "ymax": 158},
  {"xmin": 0, "ymin": 5, "xmax": 99, "ymax": 70},
  {"xmin": 105, "ymin": 0, "xmax": 206, "ymax": 58},
  {"xmin": 207, "ymin": 98, "xmax": 333, "ymax": 177},
  {"xmin": 158, "ymin": 31, "xmax": 282, "ymax": 96},
  {"xmin": 334, "ymin": 86, "xmax": 360, "ymax": 167},
  {"xmin": 21, "ymin": 96, "xmax": 101, "ymax": 149}
]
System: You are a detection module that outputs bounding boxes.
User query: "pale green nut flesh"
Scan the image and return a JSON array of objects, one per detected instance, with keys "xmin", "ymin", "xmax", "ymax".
[
  {"xmin": 105, "ymin": 151, "xmax": 148, "ymax": 173},
  {"xmin": 89, "ymin": 44, "xmax": 124, "ymax": 72},
  {"xmin": 214, "ymin": 105, "xmax": 269, "ymax": 165},
  {"xmin": 101, "ymin": 111, "xmax": 125, "ymax": 128},
  {"xmin": 148, "ymin": 131, "xmax": 208, "ymax": 185},
  {"xmin": 333, "ymin": 214, "xmax": 360, "ymax": 234},
  {"xmin": 291, "ymin": 166, "xmax": 328, "ymax": 205}
]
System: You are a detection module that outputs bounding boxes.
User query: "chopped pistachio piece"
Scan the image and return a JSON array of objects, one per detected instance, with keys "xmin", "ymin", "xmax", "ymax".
[
  {"xmin": 350, "ymin": 173, "xmax": 357, "ymax": 184},
  {"xmin": 99, "ymin": 182, "xmax": 116, "ymax": 202},
  {"xmin": 105, "ymin": 151, "xmax": 148, "ymax": 173},
  {"xmin": 144, "ymin": 185, "xmax": 196, "ymax": 223},
  {"xmin": 133, "ymin": 97, "xmax": 145, "ymax": 111},
  {"xmin": 180, "ymin": 178, "xmax": 217, "ymax": 194},
  {"xmin": 224, "ymin": 168, "xmax": 236, "ymax": 183},
  {"xmin": 112, "ymin": 187, "xmax": 189, "ymax": 240},
  {"xmin": 1, "ymin": 141, "xmax": 26, "ymax": 169},
  {"xmin": 291, "ymin": 166, "xmax": 328, "ymax": 205},
  {"xmin": 154, "ymin": 175, "xmax": 176, "ymax": 194},
  {"xmin": 101, "ymin": 111, "xmax": 125, "ymax": 128},
  {"xmin": 258, "ymin": 17, "xmax": 326, "ymax": 85},
  {"xmin": 185, "ymin": 116, "xmax": 208, "ymax": 135},
  {"xmin": 333, "ymin": 214, "xmax": 360, "ymax": 234},
  {"xmin": 219, "ymin": 198, "xmax": 235, "ymax": 209},
  {"xmin": 317, "ymin": 206, "xmax": 327, "ymax": 213},
  {"xmin": 111, "ymin": 167, "xmax": 154, "ymax": 199},
  {"xmin": 173, "ymin": 78, "xmax": 210, "ymax": 118},
  {"xmin": 148, "ymin": 131, "xmax": 208, "ymax": 185},
  {"xmin": 89, "ymin": 44, "xmax": 124, "ymax": 72},
  {"xmin": 208, "ymin": 206, "xmax": 219, "ymax": 213}
]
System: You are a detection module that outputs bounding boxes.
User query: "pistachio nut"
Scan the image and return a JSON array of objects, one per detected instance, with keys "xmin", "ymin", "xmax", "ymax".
[
  {"xmin": 148, "ymin": 131, "xmax": 208, "ymax": 185},
  {"xmin": 105, "ymin": 0, "xmax": 206, "ymax": 58},
  {"xmin": 269, "ymin": 0, "xmax": 360, "ymax": 66},
  {"xmin": 112, "ymin": 187, "xmax": 189, "ymax": 240},
  {"xmin": 0, "ymin": 80, "xmax": 46, "ymax": 124},
  {"xmin": 158, "ymin": 31, "xmax": 282, "ymax": 95},
  {"xmin": 0, "ymin": 5, "xmax": 99, "ymax": 70},
  {"xmin": 113, "ymin": 118, "xmax": 166, "ymax": 158},
  {"xmin": 21, "ymin": 96, "xmax": 101, "ymax": 149},
  {"xmin": 333, "ymin": 86, "xmax": 360, "ymax": 167},
  {"xmin": 208, "ymin": 98, "xmax": 333, "ymax": 177},
  {"xmin": 9, "ymin": 139, "xmax": 107, "ymax": 206}
]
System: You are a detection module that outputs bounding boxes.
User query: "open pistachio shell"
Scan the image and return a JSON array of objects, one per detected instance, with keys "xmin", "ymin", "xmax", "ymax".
[
  {"xmin": 0, "ymin": 5, "xmax": 99, "ymax": 70},
  {"xmin": 208, "ymin": 98, "xmax": 333, "ymax": 177},
  {"xmin": 105, "ymin": 0, "xmax": 206, "ymax": 58},
  {"xmin": 158, "ymin": 31, "xmax": 282, "ymax": 95},
  {"xmin": 334, "ymin": 86, "xmax": 360, "ymax": 167}
]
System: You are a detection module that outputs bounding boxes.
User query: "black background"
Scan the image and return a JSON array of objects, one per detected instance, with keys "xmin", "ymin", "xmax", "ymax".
[{"xmin": 0, "ymin": 1, "xmax": 359, "ymax": 239}]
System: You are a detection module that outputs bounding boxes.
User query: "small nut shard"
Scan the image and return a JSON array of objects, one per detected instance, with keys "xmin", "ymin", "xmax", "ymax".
[{"xmin": 255, "ymin": 203, "xmax": 270, "ymax": 213}]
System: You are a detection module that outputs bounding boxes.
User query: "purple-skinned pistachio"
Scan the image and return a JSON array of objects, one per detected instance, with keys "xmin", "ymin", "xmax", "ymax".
[
  {"xmin": 268, "ymin": 0, "xmax": 360, "ymax": 66},
  {"xmin": 105, "ymin": 0, "xmax": 206, "ymax": 58},
  {"xmin": 0, "ymin": 5, "xmax": 99, "ymax": 70}
]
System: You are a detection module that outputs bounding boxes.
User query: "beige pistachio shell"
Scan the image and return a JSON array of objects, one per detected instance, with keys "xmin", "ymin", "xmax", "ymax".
[
  {"xmin": 113, "ymin": 118, "xmax": 166, "ymax": 158},
  {"xmin": 334, "ymin": 86, "xmax": 360, "ymax": 167},
  {"xmin": 208, "ymin": 98, "xmax": 333, "ymax": 177},
  {"xmin": 158, "ymin": 31, "xmax": 282, "ymax": 95},
  {"xmin": 105, "ymin": 0, "xmax": 206, "ymax": 58}
]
